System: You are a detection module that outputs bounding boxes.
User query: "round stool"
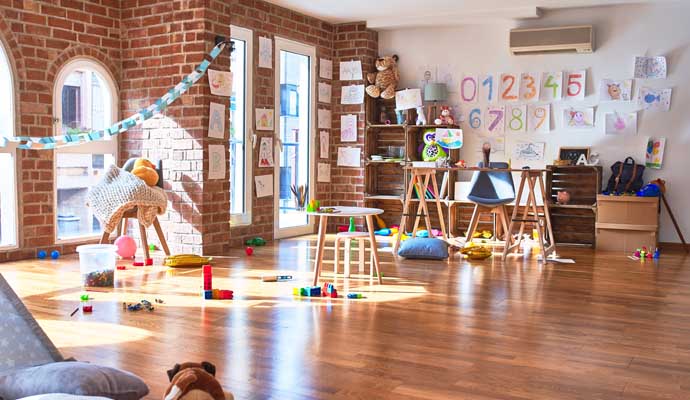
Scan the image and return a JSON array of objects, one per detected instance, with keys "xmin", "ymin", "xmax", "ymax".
[{"xmin": 333, "ymin": 231, "xmax": 375, "ymax": 278}]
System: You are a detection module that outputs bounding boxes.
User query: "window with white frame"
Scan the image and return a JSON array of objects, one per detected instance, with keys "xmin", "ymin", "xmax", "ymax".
[
  {"xmin": 230, "ymin": 26, "xmax": 253, "ymax": 225},
  {"xmin": 54, "ymin": 59, "xmax": 118, "ymax": 241},
  {"xmin": 0, "ymin": 40, "xmax": 18, "ymax": 248}
]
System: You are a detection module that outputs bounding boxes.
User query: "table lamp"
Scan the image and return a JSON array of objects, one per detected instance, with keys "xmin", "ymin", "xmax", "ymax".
[{"xmin": 423, "ymin": 83, "xmax": 448, "ymax": 123}]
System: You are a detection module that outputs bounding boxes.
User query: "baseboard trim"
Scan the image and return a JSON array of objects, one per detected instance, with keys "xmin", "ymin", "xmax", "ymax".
[{"xmin": 659, "ymin": 242, "xmax": 690, "ymax": 252}]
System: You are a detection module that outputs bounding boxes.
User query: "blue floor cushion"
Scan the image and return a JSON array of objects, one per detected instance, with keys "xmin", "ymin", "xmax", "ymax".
[{"xmin": 397, "ymin": 238, "xmax": 449, "ymax": 260}]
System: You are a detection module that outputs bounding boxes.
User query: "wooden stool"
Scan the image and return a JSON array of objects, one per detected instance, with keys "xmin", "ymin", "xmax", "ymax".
[{"xmin": 333, "ymin": 232, "xmax": 375, "ymax": 278}]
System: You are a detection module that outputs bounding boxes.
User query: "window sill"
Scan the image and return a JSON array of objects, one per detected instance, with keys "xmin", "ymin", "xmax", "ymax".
[
  {"xmin": 0, "ymin": 244, "xmax": 18, "ymax": 252},
  {"xmin": 230, "ymin": 214, "xmax": 252, "ymax": 227},
  {"xmin": 55, "ymin": 234, "xmax": 110, "ymax": 245}
]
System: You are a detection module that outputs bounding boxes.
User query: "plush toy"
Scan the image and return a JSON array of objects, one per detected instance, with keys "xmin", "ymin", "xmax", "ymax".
[
  {"xmin": 131, "ymin": 157, "xmax": 159, "ymax": 186},
  {"xmin": 434, "ymin": 106, "xmax": 454, "ymax": 125},
  {"xmin": 421, "ymin": 129, "xmax": 447, "ymax": 162},
  {"xmin": 164, "ymin": 361, "xmax": 232, "ymax": 400},
  {"xmin": 366, "ymin": 55, "xmax": 399, "ymax": 100}
]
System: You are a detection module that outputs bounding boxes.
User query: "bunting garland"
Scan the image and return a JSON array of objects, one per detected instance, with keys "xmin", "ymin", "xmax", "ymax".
[{"xmin": 0, "ymin": 40, "xmax": 231, "ymax": 150}]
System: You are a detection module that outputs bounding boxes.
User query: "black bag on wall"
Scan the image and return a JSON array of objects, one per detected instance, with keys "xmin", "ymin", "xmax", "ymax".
[{"xmin": 604, "ymin": 157, "xmax": 645, "ymax": 194}]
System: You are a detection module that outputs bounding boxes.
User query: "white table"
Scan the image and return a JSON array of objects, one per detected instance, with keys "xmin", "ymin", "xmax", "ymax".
[{"xmin": 306, "ymin": 206, "xmax": 384, "ymax": 286}]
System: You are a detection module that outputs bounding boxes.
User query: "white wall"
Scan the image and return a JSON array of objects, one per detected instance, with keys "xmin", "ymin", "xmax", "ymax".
[{"xmin": 379, "ymin": 2, "xmax": 690, "ymax": 242}]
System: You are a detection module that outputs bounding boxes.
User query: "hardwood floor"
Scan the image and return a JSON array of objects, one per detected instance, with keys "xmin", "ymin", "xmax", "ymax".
[{"xmin": 2, "ymin": 237, "xmax": 690, "ymax": 399}]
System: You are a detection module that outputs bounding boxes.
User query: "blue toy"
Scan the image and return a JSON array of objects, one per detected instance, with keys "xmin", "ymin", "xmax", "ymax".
[
  {"xmin": 636, "ymin": 183, "xmax": 661, "ymax": 197},
  {"xmin": 37, "ymin": 250, "xmax": 47, "ymax": 259},
  {"xmin": 374, "ymin": 228, "xmax": 391, "ymax": 236},
  {"xmin": 653, "ymin": 248, "xmax": 660, "ymax": 259},
  {"xmin": 415, "ymin": 230, "xmax": 429, "ymax": 238},
  {"xmin": 347, "ymin": 293, "xmax": 363, "ymax": 299},
  {"xmin": 308, "ymin": 286, "xmax": 321, "ymax": 297},
  {"xmin": 50, "ymin": 250, "xmax": 60, "ymax": 260}
]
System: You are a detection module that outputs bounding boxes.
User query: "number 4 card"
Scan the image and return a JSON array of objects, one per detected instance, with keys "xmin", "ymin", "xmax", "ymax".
[
  {"xmin": 565, "ymin": 70, "xmax": 586, "ymax": 101},
  {"xmin": 540, "ymin": 72, "xmax": 562, "ymax": 101}
]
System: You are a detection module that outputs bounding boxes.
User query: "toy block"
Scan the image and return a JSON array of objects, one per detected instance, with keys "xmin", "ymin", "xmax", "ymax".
[
  {"xmin": 347, "ymin": 293, "xmax": 363, "ymax": 299},
  {"xmin": 133, "ymin": 261, "xmax": 144, "ymax": 267},
  {"xmin": 330, "ymin": 289, "xmax": 338, "ymax": 298},
  {"xmin": 308, "ymin": 286, "xmax": 321, "ymax": 297},
  {"xmin": 219, "ymin": 290, "xmax": 233, "ymax": 299},
  {"xmin": 212, "ymin": 289, "xmax": 220, "ymax": 299},
  {"xmin": 116, "ymin": 266, "xmax": 126, "ymax": 270},
  {"xmin": 203, "ymin": 290, "xmax": 213, "ymax": 299},
  {"xmin": 145, "ymin": 258, "xmax": 153, "ymax": 266},
  {"xmin": 293, "ymin": 287, "xmax": 300, "ymax": 296},
  {"xmin": 300, "ymin": 287, "xmax": 308, "ymax": 296}
]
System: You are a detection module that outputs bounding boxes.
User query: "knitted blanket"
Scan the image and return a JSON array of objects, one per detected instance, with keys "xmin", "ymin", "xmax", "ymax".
[{"xmin": 87, "ymin": 165, "xmax": 167, "ymax": 233}]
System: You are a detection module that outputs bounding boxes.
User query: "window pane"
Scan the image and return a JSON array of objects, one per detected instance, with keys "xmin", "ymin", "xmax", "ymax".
[
  {"xmin": 230, "ymin": 38, "xmax": 246, "ymax": 215},
  {"xmin": 61, "ymin": 70, "xmax": 112, "ymax": 134},
  {"xmin": 0, "ymin": 153, "xmax": 17, "ymax": 246},
  {"xmin": 56, "ymin": 153, "xmax": 114, "ymax": 239}
]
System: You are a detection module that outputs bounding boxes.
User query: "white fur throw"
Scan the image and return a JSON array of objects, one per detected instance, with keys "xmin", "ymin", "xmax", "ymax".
[{"xmin": 87, "ymin": 165, "xmax": 167, "ymax": 234}]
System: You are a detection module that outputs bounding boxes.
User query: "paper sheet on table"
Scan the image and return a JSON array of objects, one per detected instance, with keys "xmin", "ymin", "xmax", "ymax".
[
  {"xmin": 337, "ymin": 147, "xmax": 361, "ymax": 167},
  {"xmin": 339, "ymin": 60, "xmax": 362, "ymax": 80},
  {"xmin": 341, "ymin": 84, "xmax": 365, "ymax": 105}
]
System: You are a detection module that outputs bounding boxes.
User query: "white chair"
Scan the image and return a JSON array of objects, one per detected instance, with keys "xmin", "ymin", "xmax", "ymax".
[{"xmin": 333, "ymin": 231, "xmax": 375, "ymax": 278}]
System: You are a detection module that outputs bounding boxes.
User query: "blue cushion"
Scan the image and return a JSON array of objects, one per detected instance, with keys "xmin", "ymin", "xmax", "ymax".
[{"xmin": 397, "ymin": 238, "xmax": 448, "ymax": 260}]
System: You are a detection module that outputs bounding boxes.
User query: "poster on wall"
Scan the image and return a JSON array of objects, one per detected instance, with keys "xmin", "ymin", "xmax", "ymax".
[
  {"xmin": 479, "ymin": 74, "xmax": 495, "ymax": 103},
  {"xmin": 499, "ymin": 73, "xmax": 519, "ymax": 102},
  {"xmin": 460, "ymin": 75, "xmax": 478, "ymax": 103},
  {"xmin": 540, "ymin": 72, "xmax": 563, "ymax": 101},
  {"xmin": 645, "ymin": 137, "xmax": 666, "ymax": 169},
  {"xmin": 519, "ymin": 72, "xmax": 540, "ymax": 102},
  {"xmin": 638, "ymin": 87, "xmax": 672, "ymax": 111},
  {"xmin": 512, "ymin": 142, "xmax": 545, "ymax": 161},
  {"xmin": 485, "ymin": 106, "xmax": 505, "ymax": 135},
  {"xmin": 208, "ymin": 70, "xmax": 232, "ymax": 97},
  {"xmin": 255, "ymin": 174, "xmax": 273, "ymax": 198},
  {"xmin": 527, "ymin": 104, "xmax": 550, "ymax": 133},
  {"xmin": 340, "ymin": 114, "xmax": 357, "ymax": 142},
  {"xmin": 318, "ymin": 82, "xmax": 332, "ymax": 103},
  {"xmin": 563, "ymin": 107, "xmax": 594, "ymax": 129},
  {"xmin": 258, "ymin": 36, "xmax": 272, "ymax": 69},
  {"xmin": 564, "ymin": 70, "xmax": 586, "ymax": 100},
  {"xmin": 208, "ymin": 102, "xmax": 226, "ymax": 139},
  {"xmin": 319, "ymin": 58, "xmax": 333, "ymax": 79},
  {"xmin": 634, "ymin": 56, "xmax": 667, "ymax": 79},
  {"xmin": 599, "ymin": 79, "xmax": 633, "ymax": 101},
  {"xmin": 258, "ymin": 136, "xmax": 274, "ymax": 167},
  {"xmin": 255, "ymin": 108, "xmax": 274, "ymax": 131},
  {"xmin": 506, "ymin": 104, "xmax": 527, "ymax": 134},
  {"xmin": 319, "ymin": 131, "xmax": 329, "ymax": 159},
  {"xmin": 605, "ymin": 112, "xmax": 637, "ymax": 135},
  {"xmin": 318, "ymin": 109, "xmax": 331, "ymax": 129},
  {"xmin": 341, "ymin": 84, "xmax": 365, "ymax": 105},
  {"xmin": 339, "ymin": 60, "xmax": 363, "ymax": 81},
  {"xmin": 208, "ymin": 144, "xmax": 226, "ymax": 180},
  {"xmin": 337, "ymin": 147, "xmax": 361, "ymax": 167},
  {"xmin": 464, "ymin": 107, "xmax": 483, "ymax": 134},
  {"xmin": 317, "ymin": 163, "xmax": 331, "ymax": 182}
]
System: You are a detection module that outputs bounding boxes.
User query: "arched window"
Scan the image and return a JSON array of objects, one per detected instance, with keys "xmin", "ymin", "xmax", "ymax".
[
  {"xmin": 0, "ymin": 40, "xmax": 17, "ymax": 248},
  {"xmin": 53, "ymin": 59, "xmax": 118, "ymax": 240}
]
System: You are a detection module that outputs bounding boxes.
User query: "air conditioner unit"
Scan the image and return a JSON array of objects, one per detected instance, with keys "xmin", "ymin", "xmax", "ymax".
[{"xmin": 509, "ymin": 25, "xmax": 594, "ymax": 55}]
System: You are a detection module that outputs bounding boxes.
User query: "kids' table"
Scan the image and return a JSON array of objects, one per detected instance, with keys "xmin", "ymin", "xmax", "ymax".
[{"xmin": 306, "ymin": 206, "xmax": 384, "ymax": 286}]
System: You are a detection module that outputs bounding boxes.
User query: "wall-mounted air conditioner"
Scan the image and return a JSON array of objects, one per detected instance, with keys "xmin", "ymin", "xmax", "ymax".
[{"xmin": 509, "ymin": 25, "xmax": 594, "ymax": 55}]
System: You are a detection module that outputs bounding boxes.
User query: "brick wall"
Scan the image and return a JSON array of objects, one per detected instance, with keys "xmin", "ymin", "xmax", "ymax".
[
  {"xmin": 228, "ymin": 0, "xmax": 334, "ymax": 247},
  {"xmin": 0, "ymin": 0, "xmax": 121, "ymax": 262}
]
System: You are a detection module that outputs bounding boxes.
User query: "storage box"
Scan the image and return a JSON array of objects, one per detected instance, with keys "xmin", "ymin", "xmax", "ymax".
[{"xmin": 595, "ymin": 195, "xmax": 659, "ymax": 252}]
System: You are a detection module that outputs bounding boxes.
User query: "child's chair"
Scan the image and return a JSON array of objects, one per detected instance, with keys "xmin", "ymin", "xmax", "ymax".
[
  {"xmin": 332, "ymin": 231, "xmax": 375, "ymax": 278},
  {"xmin": 465, "ymin": 162, "xmax": 516, "ymax": 243}
]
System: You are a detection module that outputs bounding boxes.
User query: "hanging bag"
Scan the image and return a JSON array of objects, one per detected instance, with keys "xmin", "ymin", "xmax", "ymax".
[{"xmin": 605, "ymin": 156, "xmax": 645, "ymax": 194}]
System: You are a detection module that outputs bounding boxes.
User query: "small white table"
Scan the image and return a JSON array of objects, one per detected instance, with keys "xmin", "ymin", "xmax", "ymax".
[{"xmin": 306, "ymin": 206, "xmax": 384, "ymax": 286}]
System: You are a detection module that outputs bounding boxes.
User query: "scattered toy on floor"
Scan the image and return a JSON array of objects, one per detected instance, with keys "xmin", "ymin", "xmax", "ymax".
[
  {"xmin": 116, "ymin": 265, "xmax": 127, "ymax": 270},
  {"xmin": 50, "ymin": 250, "xmax": 60, "ymax": 260},
  {"xmin": 164, "ymin": 361, "xmax": 228, "ymax": 400},
  {"xmin": 293, "ymin": 286, "xmax": 322, "ymax": 297},
  {"xmin": 37, "ymin": 250, "xmax": 47, "ymax": 259},
  {"xmin": 347, "ymin": 293, "xmax": 363, "ymax": 299},
  {"xmin": 132, "ymin": 261, "xmax": 144, "ymax": 267},
  {"xmin": 114, "ymin": 235, "xmax": 137, "ymax": 258},
  {"xmin": 245, "ymin": 237, "xmax": 266, "ymax": 246},
  {"xmin": 245, "ymin": 247, "xmax": 254, "ymax": 256},
  {"xmin": 80, "ymin": 294, "xmax": 93, "ymax": 313},
  {"xmin": 125, "ymin": 299, "xmax": 155, "ymax": 312},
  {"xmin": 201, "ymin": 265, "xmax": 233, "ymax": 300},
  {"xmin": 262, "ymin": 275, "xmax": 293, "ymax": 282},
  {"xmin": 149, "ymin": 244, "xmax": 157, "ymax": 251},
  {"xmin": 145, "ymin": 258, "xmax": 153, "ymax": 266},
  {"xmin": 460, "ymin": 243, "xmax": 492, "ymax": 260},
  {"xmin": 632, "ymin": 246, "xmax": 659, "ymax": 260},
  {"xmin": 164, "ymin": 254, "xmax": 213, "ymax": 268}
]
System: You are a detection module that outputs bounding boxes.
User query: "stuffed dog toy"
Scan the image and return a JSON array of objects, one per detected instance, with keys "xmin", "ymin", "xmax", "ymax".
[{"xmin": 164, "ymin": 361, "xmax": 231, "ymax": 400}]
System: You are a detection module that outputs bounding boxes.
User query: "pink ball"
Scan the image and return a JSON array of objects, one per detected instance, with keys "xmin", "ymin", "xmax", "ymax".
[{"xmin": 114, "ymin": 236, "xmax": 137, "ymax": 258}]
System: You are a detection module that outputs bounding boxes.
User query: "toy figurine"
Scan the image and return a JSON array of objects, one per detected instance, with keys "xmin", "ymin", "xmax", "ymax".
[
  {"xmin": 434, "ymin": 106, "xmax": 454, "ymax": 125},
  {"xmin": 415, "ymin": 106, "xmax": 427, "ymax": 125}
]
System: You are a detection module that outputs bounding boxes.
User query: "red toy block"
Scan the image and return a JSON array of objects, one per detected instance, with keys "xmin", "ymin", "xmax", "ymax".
[
  {"xmin": 330, "ymin": 289, "xmax": 338, "ymax": 298},
  {"xmin": 145, "ymin": 258, "xmax": 153, "ymax": 266},
  {"xmin": 132, "ymin": 261, "xmax": 144, "ymax": 267},
  {"xmin": 116, "ymin": 266, "xmax": 126, "ymax": 270},
  {"xmin": 219, "ymin": 289, "xmax": 233, "ymax": 299},
  {"xmin": 82, "ymin": 305, "xmax": 93, "ymax": 313},
  {"xmin": 202, "ymin": 265, "xmax": 212, "ymax": 291}
]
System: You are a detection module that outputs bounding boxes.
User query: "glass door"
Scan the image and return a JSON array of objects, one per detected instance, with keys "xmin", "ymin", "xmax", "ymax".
[{"xmin": 274, "ymin": 38, "xmax": 316, "ymax": 239}]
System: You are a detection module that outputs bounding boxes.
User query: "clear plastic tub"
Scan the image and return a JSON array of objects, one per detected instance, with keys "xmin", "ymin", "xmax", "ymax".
[{"xmin": 76, "ymin": 244, "xmax": 117, "ymax": 289}]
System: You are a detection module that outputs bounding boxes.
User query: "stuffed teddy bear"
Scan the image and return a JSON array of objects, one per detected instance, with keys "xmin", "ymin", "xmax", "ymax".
[
  {"xmin": 366, "ymin": 55, "xmax": 399, "ymax": 100},
  {"xmin": 131, "ymin": 158, "xmax": 159, "ymax": 187},
  {"xmin": 164, "ymin": 361, "xmax": 233, "ymax": 400},
  {"xmin": 434, "ymin": 106, "xmax": 454, "ymax": 125}
]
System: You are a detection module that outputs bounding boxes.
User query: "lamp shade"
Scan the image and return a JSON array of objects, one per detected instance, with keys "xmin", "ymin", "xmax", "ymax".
[{"xmin": 424, "ymin": 83, "xmax": 448, "ymax": 102}]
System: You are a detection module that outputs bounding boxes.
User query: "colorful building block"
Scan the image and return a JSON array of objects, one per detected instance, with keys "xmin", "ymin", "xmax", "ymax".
[
  {"xmin": 219, "ymin": 290, "xmax": 233, "ymax": 300},
  {"xmin": 145, "ymin": 258, "xmax": 153, "ymax": 266},
  {"xmin": 133, "ymin": 261, "xmax": 144, "ymax": 267},
  {"xmin": 347, "ymin": 293, "xmax": 363, "ymax": 299},
  {"xmin": 308, "ymin": 286, "xmax": 321, "ymax": 297},
  {"xmin": 330, "ymin": 289, "xmax": 338, "ymax": 298},
  {"xmin": 202, "ymin": 265, "xmax": 212, "ymax": 291},
  {"xmin": 203, "ymin": 290, "xmax": 213, "ymax": 300}
]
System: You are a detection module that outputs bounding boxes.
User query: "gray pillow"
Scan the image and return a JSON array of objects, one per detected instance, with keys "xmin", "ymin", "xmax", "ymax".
[
  {"xmin": 0, "ymin": 362, "xmax": 149, "ymax": 400},
  {"xmin": 397, "ymin": 238, "xmax": 449, "ymax": 260},
  {"xmin": 18, "ymin": 395, "xmax": 112, "ymax": 400}
]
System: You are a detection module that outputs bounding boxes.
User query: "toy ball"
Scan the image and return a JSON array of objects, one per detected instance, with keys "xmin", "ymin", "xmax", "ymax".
[
  {"xmin": 245, "ymin": 247, "xmax": 254, "ymax": 256},
  {"xmin": 37, "ymin": 250, "xmax": 47, "ymax": 259},
  {"xmin": 50, "ymin": 250, "xmax": 60, "ymax": 260},
  {"xmin": 114, "ymin": 236, "xmax": 137, "ymax": 258}
]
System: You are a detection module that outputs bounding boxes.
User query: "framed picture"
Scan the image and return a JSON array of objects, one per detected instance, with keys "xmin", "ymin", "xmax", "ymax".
[{"xmin": 558, "ymin": 147, "xmax": 590, "ymax": 165}]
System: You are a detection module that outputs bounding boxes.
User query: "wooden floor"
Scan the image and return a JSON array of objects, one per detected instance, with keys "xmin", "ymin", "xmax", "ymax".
[{"xmin": 2, "ymin": 237, "xmax": 690, "ymax": 399}]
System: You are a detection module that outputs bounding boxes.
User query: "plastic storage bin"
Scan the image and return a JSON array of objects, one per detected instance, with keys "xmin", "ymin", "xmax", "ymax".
[{"xmin": 76, "ymin": 244, "xmax": 117, "ymax": 289}]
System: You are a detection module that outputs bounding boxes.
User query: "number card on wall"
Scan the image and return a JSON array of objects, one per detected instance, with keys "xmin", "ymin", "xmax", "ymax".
[
  {"xmin": 485, "ymin": 106, "xmax": 505, "ymax": 135},
  {"xmin": 528, "ymin": 104, "xmax": 550, "ymax": 133},
  {"xmin": 460, "ymin": 75, "xmax": 478, "ymax": 103},
  {"xmin": 540, "ymin": 72, "xmax": 562, "ymax": 101},
  {"xmin": 519, "ymin": 72, "xmax": 540, "ymax": 102},
  {"xmin": 464, "ymin": 108, "xmax": 483, "ymax": 134},
  {"xmin": 564, "ymin": 70, "xmax": 586, "ymax": 100},
  {"xmin": 480, "ymin": 74, "xmax": 495, "ymax": 104},
  {"xmin": 506, "ymin": 105, "xmax": 526, "ymax": 133},
  {"xmin": 499, "ymin": 73, "xmax": 519, "ymax": 102}
]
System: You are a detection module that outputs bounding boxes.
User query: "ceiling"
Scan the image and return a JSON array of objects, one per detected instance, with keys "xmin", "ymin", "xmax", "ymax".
[{"xmin": 264, "ymin": 0, "xmax": 670, "ymax": 29}]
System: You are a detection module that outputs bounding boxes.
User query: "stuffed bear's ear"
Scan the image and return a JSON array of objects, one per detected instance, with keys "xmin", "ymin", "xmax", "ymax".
[
  {"xmin": 201, "ymin": 361, "xmax": 216, "ymax": 376},
  {"xmin": 167, "ymin": 364, "xmax": 181, "ymax": 382},
  {"xmin": 392, "ymin": 54, "xmax": 399, "ymax": 62}
]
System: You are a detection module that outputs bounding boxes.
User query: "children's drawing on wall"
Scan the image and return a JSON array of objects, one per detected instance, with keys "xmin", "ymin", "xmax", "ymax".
[
  {"xmin": 337, "ymin": 147, "xmax": 361, "ymax": 167},
  {"xmin": 527, "ymin": 104, "xmax": 550, "ymax": 133},
  {"xmin": 208, "ymin": 144, "xmax": 226, "ymax": 180},
  {"xmin": 340, "ymin": 114, "xmax": 357, "ymax": 142},
  {"xmin": 208, "ymin": 70, "xmax": 232, "ymax": 97},
  {"xmin": 485, "ymin": 106, "xmax": 505, "ymax": 135},
  {"xmin": 476, "ymin": 135, "xmax": 505, "ymax": 154},
  {"xmin": 339, "ymin": 60, "xmax": 363, "ymax": 81},
  {"xmin": 634, "ymin": 56, "xmax": 667, "ymax": 79},
  {"xmin": 638, "ymin": 87, "xmax": 672, "ymax": 111},
  {"xmin": 395, "ymin": 88, "xmax": 422, "ymax": 111},
  {"xmin": 599, "ymin": 79, "xmax": 632, "ymax": 101},
  {"xmin": 417, "ymin": 64, "xmax": 456, "ymax": 92},
  {"xmin": 317, "ymin": 163, "xmax": 331, "ymax": 183},
  {"xmin": 645, "ymin": 137, "xmax": 666, "ymax": 169},
  {"xmin": 255, "ymin": 174, "xmax": 273, "ymax": 198},
  {"xmin": 318, "ymin": 109, "xmax": 331, "ymax": 129},
  {"xmin": 319, "ymin": 58, "xmax": 333, "ymax": 80},
  {"xmin": 341, "ymin": 84, "xmax": 365, "ymax": 105},
  {"xmin": 434, "ymin": 128, "xmax": 463, "ymax": 149},
  {"xmin": 258, "ymin": 137, "xmax": 274, "ymax": 168},
  {"xmin": 319, "ymin": 131, "xmax": 329, "ymax": 159},
  {"xmin": 255, "ymin": 108, "xmax": 274, "ymax": 131},
  {"xmin": 258, "ymin": 36, "xmax": 272, "ymax": 69},
  {"xmin": 605, "ymin": 112, "xmax": 637, "ymax": 135},
  {"xmin": 208, "ymin": 102, "xmax": 226, "ymax": 139},
  {"xmin": 563, "ymin": 107, "xmax": 594, "ymax": 129},
  {"xmin": 512, "ymin": 142, "xmax": 545, "ymax": 162},
  {"xmin": 564, "ymin": 70, "xmax": 586, "ymax": 100},
  {"xmin": 318, "ymin": 82, "xmax": 332, "ymax": 103}
]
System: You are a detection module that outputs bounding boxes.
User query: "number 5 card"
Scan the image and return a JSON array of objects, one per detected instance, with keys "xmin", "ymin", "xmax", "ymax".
[{"xmin": 564, "ymin": 70, "xmax": 586, "ymax": 101}]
